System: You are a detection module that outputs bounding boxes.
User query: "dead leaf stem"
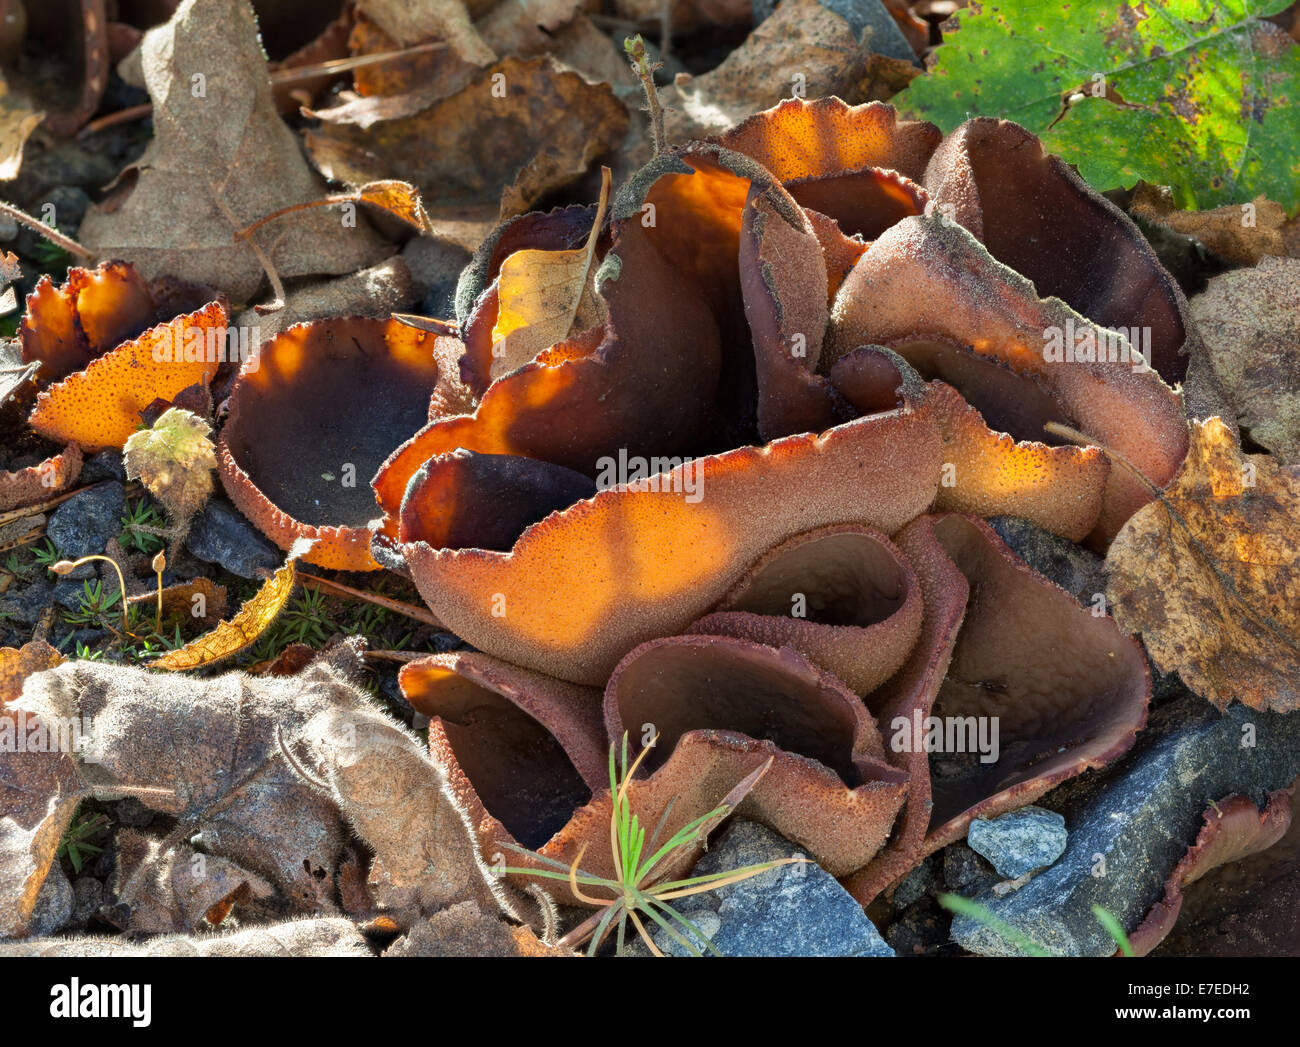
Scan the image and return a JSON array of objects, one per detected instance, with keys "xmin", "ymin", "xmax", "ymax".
[{"xmin": 0, "ymin": 202, "xmax": 94, "ymax": 259}]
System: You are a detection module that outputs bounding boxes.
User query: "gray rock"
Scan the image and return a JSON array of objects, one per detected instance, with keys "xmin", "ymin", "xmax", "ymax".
[
  {"xmin": 27, "ymin": 861, "xmax": 73, "ymax": 938},
  {"xmin": 54, "ymin": 581, "xmax": 97, "ymax": 612},
  {"xmin": 890, "ymin": 854, "xmax": 939, "ymax": 908},
  {"xmin": 8, "ymin": 134, "xmax": 140, "ymax": 207},
  {"xmin": 0, "ymin": 575, "xmax": 54, "ymax": 625},
  {"xmin": 884, "ymin": 895, "xmax": 949, "ymax": 956},
  {"xmin": 987, "ymin": 516, "xmax": 1107, "ymax": 608},
  {"xmin": 79, "ymin": 449, "xmax": 128, "ymax": 484},
  {"xmin": 186, "ymin": 499, "xmax": 281, "ymax": 578},
  {"xmin": 752, "ymin": 0, "xmax": 917, "ymax": 63},
  {"xmin": 47, "ymin": 482, "xmax": 126, "ymax": 561},
  {"xmin": 69, "ymin": 877, "xmax": 106, "ymax": 931},
  {"xmin": 643, "ymin": 819, "xmax": 894, "ymax": 957},
  {"xmin": 942, "ymin": 843, "xmax": 1002, "ymax": 895},
  {"xmin": 951, "ymin": 697, "xmax": 1300, "ymax": 956},
  {"xmin": 967, "ymin": 805, "xmax": 1067, "ymax": 879}
]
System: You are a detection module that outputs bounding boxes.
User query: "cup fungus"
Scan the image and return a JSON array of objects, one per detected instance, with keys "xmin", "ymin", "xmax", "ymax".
[
  {"xmin": 6, "ymin": 262, "xmax": 227, "ymax": 502},
  {"xmin": 217, "ymin": 317, "xmax": 445, "ymax": 570},
  {"xmin": 156, "ymin": 98, "xmax": 1185, "ymax": 910}
]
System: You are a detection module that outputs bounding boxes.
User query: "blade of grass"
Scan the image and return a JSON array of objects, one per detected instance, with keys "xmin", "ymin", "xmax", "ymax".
[
  {"xmin": 649, "ymin": 857, "xmax": 807, "ymax": 899},
  {"xmin": 938, "ymin": 893, "xmax": 1053, "ymax": 957},
  {"xmin": 1092, "ymin": 905, "xmax": 1136, "ymax": 957}
]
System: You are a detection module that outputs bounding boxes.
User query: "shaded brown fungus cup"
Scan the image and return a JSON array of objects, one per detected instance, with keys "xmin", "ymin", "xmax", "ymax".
[
  {"xmin": 397, "ymin": 512, "xmax": 1150, "ymax": 907},
  {"xmin": 1127, "ymin": 787, "xmax": 1296, "ymax": 957},
  {"xmin": 398, "ymin": 652, "xmax": 608, "ymax": 853},
  {"xmin": 688, "ymin": 523, "xmax": 924, "ymax": 696},
  {"xmin": 842, "ymin": 513, "xmax": 1151, "ymax": 904},
  {"xmin": 400, "ymin": 638, "xmax": 910, "ymax": 897},
  {"xmin": 717, "ymin": 98, "xmax": 1194, "ymax": 384},
  {"xmin": 218, "ymin": 316, "xmax": 443, "ymax": 570},
  {"xmin": 359, "ymin": 98, "xmax": 1182, "ymax": 911},
  {"xmin": 715, "ymin": 98, "xmax": 1192, "ymax": 543},
  {"xmin": 392, "ymin": 388, "xmax": 944, "ymax": 687}
]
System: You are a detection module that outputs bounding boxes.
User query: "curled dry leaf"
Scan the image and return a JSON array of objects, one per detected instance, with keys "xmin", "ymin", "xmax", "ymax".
[
  {"xmin": 386, "ymin": 900, "xmax": 569, "ymax": 957},
  {"xmin": 354, "ymin": 0, "xmax": 494, "ymax": 64},
  {"xmin": 148, "ymin": 538, "xmax": 313, "ymax": 672},
  {"xmin": 1106, "ymin": 417, "xmax": 1300, "ymax": 712},
  {"xmin": 0, "ymin": 917, "xmax": 374, "ymax": 957},
  {"xmin": 77, "ymin": 0, "xmax": 389, "ymax": 301},
  {"xmin": 2, "ymin": 644, "xmax": 521, "ymax": 937},
  {"xmin": 108, "ymin": 830, "xmax": 275, "ymax": 935},
  {"xmin": 126, "ymin": 577, "xmax": 228, "ymax": 628},
  {"xmin": 303, "ymin": 56, "xmax": 628, "ymax": 251},
  {"xmin": 1130, "ymin": 184, "xmax": 1289, "ymax": 266},
  {"xmin": 489, "ymin": 169, "xmax": 610, "ymax": 381},
  {"xmin": 663, "ymin": 0, "xmax": 877, "ymax": 142},
  {"xmin": 0, "ymin": 643, "xmax": 75, "ymax": 938},
  {"xmin": 0, "ymin": 342, "xmax": 39, "ymax": 411},
  {"xmin": 0, "ymin": 71, "xmax": 42, "ymax": 180},
  {"xmin": 356, "ymin": 180, "xmax": 433, "ymax": 233},
  {"xmin": 1189, "ymin": 256, "xmax": 1300, "ymax": 465}
]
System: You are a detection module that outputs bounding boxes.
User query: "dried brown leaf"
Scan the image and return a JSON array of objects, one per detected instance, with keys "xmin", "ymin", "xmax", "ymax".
[
  {"xmin": 303, "ymin": 55, "xmax": 627, "ymax": 241},
  {"xmin": 489, "ymin": 169, "xmax": 609, "ymax": 380},
  {"xmin": 78, "ymin": 0, "xmax": 389, "ymax": 301},
  {"xmin": 0, "ymin": 917, "xmax": 374, "ymax": 957},
  {"xmin": 1189, "ymin": 256, "xmax": 1300, "ymax": 464},
  {"xmin": 1106, "ymin": 417, "xmax": 1300, "ymax": 712},
  {"xmin": 663, "ymin": 0, "xmax": 870, "ymax": 141},
  {"xmin": 3, "ymin": 647, "xmax": 522, "ymax": 939},
  {"xmin": 1131, "ymin": 183, "xmax": 1288, "ymax": 266},
  {"xmin": 0, "ymin": 72, "xmax": 42, "ymax": 181},
  {"xmin": 353, "ymin": 0, "xmax": 494, "ymax": 64}
]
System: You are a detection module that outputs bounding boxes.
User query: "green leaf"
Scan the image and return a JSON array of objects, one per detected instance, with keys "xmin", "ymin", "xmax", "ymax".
[{"xmin": 894, "ymin": 0, "xmax": 1300, "ymax": 211}]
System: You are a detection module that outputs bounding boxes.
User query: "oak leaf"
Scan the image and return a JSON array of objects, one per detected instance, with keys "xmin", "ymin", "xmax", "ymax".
[{"xmin": 1106, "ymin": 417, "xmax": 1300, "ymax": 712}]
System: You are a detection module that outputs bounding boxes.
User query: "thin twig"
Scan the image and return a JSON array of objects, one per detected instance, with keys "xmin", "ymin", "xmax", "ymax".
[
  {"xmin": 234, "ymin": 194, "xmax": 360, "ymax": 241},
  {"xmin": 77, "ymin": 42, "xmax": 448, "ymax": 139},
  {"xmin": 0, "ymin": 202, "xmax": 94, "ymax": 259},
  {"xmin": 298, "ymin": 571, "xmax": 444, "ymax": 628}
]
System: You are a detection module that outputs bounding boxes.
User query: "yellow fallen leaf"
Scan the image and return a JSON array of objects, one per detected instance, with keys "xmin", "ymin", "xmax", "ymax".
[
  {"xmin": 357, "ymin": 180, "xmax": 432, "ymax": 234},
  {"xmin": 149, "ymin": 539, "xmax": 312, "ymax": 672},
  {"xmin": 123, "ymin": 407, "xmax": 218, "ymax": 537},
  {"xmin": 0, "ymin": 641, "xmax": 63, "ymax": 708},
  {"xmin": 1105, "ymin": 417, "xmax": 1300, "ymax": 712},
  {"xmin": 489, "ymin": 167, "xmax": 610, "ymax": 381}
]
